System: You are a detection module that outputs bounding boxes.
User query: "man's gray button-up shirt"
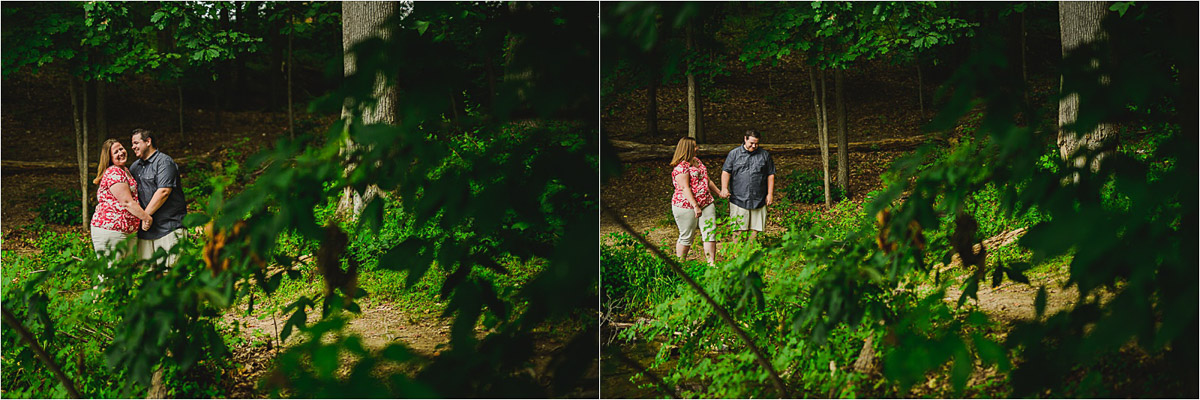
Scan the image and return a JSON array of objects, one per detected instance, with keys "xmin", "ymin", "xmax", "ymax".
[
  {"xmin": 722, "ymin": 146, "xmax": 775, "ymax": 210},
  {"xmin": 129, "ymin": 150, "xmax": 188, "ymax": 240}
]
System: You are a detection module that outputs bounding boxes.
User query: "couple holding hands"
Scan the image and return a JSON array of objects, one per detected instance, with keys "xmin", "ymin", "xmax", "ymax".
[
  {"xmin": 669, "ymin": 130, "xmax": 776, "ymax": 265},
  {"xmin": 89, "ymin": 128, "xmax": 187, "ymax": 271}
]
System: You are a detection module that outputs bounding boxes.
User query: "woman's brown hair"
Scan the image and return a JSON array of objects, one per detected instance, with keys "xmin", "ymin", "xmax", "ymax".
[
  {"xmin": 669, "ymin": 137, "xmax": 698, "ymax": 167},
  {"xmin": 92, "ymin": 138, "xmax": 121, "ymax": 185}
]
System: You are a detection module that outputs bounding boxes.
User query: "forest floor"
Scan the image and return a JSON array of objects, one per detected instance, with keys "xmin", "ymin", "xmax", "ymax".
[{"xmin": 0, "ymin": 69, "xmax": 597, "ymax": 397}]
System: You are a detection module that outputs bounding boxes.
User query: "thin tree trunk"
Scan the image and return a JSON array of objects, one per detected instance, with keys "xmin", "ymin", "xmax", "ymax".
[
  {"xmin": 917, "ymin": 63, "xmax": 924, "ymax": 114},
  {"xmin": 177, "ymin": 85, "xmax": 184, "ymax": 137},
  {"xmin": 1021, "ymin": 10, "xmax": 1028, "ymax": 86},
  {"xmin": 686, "ymin": 23, "xmax": 704, "ymax": 143},
  {"xmin": 288, "ymin": 6, "xmax": 295, "ymax": 139},
  {"xmin": 835, "ymin": 68, "xmax": 848, "ymax": 197},
  {"xmin": 809, "ymin": 67, "xmax": 821, "ymax": 136},
  {"xmin": 1057, "ymin": 1, "xmax": 1117, "ymax": 174},
  {"xmin": 96, "ymin": 81, "xmax": 106, "ymax": 139},
  {"xmin": 646, "ymin": 60, "xmax": 659, "ymax": 136},
  {"xmin": 70, "ymin": 79, "xmax": 87, "ymax": 229},
  {"xmin": 819, "ymin": 70, "xmax": 831, "ymax": 209}
]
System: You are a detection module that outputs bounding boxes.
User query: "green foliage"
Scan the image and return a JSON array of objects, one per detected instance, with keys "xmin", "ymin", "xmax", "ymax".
[
  {"xmin": 1, "ymin": 229, "xmax": 232, "ymax": 398},
  {"xmin": 600, "ymin": 232, "xmax": 695, "ymax": 314},
  {"xmin": 783, "ymin": 168, "xmax": 846, "ymax": 204},
  {"xmin": 34, "ymin": 188, "xmax": 84, "ymax": 226}
]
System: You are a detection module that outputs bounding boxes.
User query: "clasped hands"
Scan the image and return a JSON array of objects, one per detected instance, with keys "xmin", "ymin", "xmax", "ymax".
[{"xmin": 141, "ymin": 216, "xmax": 153, "ymax": 231}]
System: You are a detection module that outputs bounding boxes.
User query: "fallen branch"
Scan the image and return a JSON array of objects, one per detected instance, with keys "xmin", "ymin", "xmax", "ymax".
[
  {"xmin": 1, "ymin": 149, "xmax": 218, "ymax": 174},
  {"xmin": 602, "ymin": 205, "xmax": 790, "ymax": 397},
  {"xmin": 1, "ymin": 308, "xmax": 83, "ymax": 398},
  {"xmin": 608, "ymin": 136, "xmax": 944, "ymax": 163}
]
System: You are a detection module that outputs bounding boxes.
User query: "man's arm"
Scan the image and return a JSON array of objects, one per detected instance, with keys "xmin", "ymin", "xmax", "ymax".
[
  {"xmin": 766, "ymin": 174, "xmax": 775, "ymax": 206},
  {"xmin": 720, "ymin": 170, "xmax": 731, "ymax": 198},
  {"xmin": 145, "ymin": 187, "xmax": 172, "ymax": 216}
]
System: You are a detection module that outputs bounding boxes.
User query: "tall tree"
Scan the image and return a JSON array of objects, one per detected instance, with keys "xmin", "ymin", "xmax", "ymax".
[
  {"xmin": 686, "ymin": 21, "xmax": 704, "ymax": 143},
  {"xmin": 1057, "ymin": 1, "xmax": 1117, "ymax": 173},
  {"xmin": 336, "ymin": 1, "xmax": 402, "ymax": 218},
  {"xmin": 834, "ymin": 68, "xmax": 848, "ymax": 195}
]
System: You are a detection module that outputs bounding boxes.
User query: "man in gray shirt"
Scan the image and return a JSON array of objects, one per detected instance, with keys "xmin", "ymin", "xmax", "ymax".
[
  {"xmin": 129, "ymin": 128, "xmax": 188, "ymax": 266},
  {"xmin": 720, "ymin": 130, "xmax": 775, "ymax": 242}
]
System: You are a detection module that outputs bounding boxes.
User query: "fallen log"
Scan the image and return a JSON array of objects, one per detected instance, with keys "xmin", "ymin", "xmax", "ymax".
[
  {"xmin": 1, "ymin": 149, "xmax": 218, "ymax": 174},
  {"xmin": 608, "ymin": 136, "xmax": 943, "ymax": 163}
]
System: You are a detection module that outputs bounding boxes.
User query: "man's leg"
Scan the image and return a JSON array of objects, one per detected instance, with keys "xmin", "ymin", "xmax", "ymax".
[
  {"xmin": 698, "ymin": 204, "xmax": 718, "ymax": 265},
  {"xmin": 747, "ymin": 205, "xmax": 766, "ymax": 242},
  {"xmin": 729, "ymin": 203, "xmax": 751, "ymax": 244},
  {"xmin": 155, "ymin": 229, "xmax": 184, "ymax": 267}
]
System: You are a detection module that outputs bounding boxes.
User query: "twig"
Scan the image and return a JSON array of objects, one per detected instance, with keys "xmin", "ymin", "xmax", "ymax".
[
  {"xmin": 602, "ymin": 205, "xmax": 790, "ymax": 397},
  {"xmin": 605, "ymin": 345, "xmax": 681, "ymax": 398},
  {"xmin": 1, "ymin": 307, "xmax": 83, "ymax": 398}
]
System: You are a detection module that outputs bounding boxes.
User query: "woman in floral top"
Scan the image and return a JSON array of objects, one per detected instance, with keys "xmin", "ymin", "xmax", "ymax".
[
  {"xmin": 669, "ymin": 137, "xmax": 722, "ymax": 265},
  {"xmin": 90, "ymin": 138, "xmax": 153, "ymax": 264}
]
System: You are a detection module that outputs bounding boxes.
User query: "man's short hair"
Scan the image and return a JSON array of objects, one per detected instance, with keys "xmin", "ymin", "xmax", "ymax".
[
  {"xmin": 132, "ymin": 128, "xmax": 155, "ymax": 147},
  {"xmin": 745, "ymin": 129, "xmax": 761, "ymax": 139}
]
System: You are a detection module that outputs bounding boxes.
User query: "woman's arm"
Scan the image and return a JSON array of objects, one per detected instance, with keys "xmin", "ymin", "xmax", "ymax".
[
  {"xmin": 109, "ymin": 181, "xmax": 153, "ymax": 222},
  {"xmin": 707, "ymin": 175, "xmax": 721, "ymax": 196},
  {"xmin": 674, "ymin": 172, "xmax": 702, "ymax": 217}
]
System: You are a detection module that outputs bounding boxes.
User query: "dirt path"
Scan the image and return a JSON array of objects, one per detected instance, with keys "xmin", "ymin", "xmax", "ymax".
[{"xmin": 218, "ymin": 301, "xmax": 454, "ymax": 397}]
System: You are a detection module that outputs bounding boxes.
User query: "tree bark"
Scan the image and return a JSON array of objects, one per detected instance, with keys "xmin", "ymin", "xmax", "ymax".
[
  {"xmin": 337, "ymin": 1, "xmax": 398, "ymax": 218},
  {"xmin": 177, "ymin": 85, "xmax": 184, "ymax": 137},
  {"xmin": 686, "ymin": 23, "xmax": 704, "ymax": 143},
  {"xmin": 288, "ymin": 4, "xmax": 295, "ymax": 139},
  {"xmin": 1057, "ymin": 1, "xmax": 1117, "ymax": 174},
  {"xmin": 917, "ymin": 63, "xmax": 924, "ymax": 114},
  {"xmin": 70, "ymin": 79, "xmax": 87, "ymax": 229},
  {"xmin": 835, "ymin": 68, "xmax": 849, "ymax": 196},
  {"xmin": 82, "ymin": 79, "xmax": 90, "ymax": 227},
  {"xmin": 96, "ymin": 81, "xmax": 107, "ymax": 139},
  {"xmin": 646, "ymin": 54, "xmax": 659, "ymax": 136},
  {"xmin": 820, "ymin": 70, "xmax": 831, "ymax": 208}
]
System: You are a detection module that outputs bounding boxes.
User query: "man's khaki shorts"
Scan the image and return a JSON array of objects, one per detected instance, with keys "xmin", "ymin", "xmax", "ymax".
[
  {"xmin": 138, "ymin": 228, "xmax": 185, "ymax": 268},
  {"xmin": 729, "ymin": 202, "xmax": 766, "ymax": 232}
]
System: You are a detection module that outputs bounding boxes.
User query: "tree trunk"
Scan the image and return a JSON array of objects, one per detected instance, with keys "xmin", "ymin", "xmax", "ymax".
[
  {"xmin": 338, "ymin": 1, "xmax": 398, "ymax": 218},
  {"xmin": 96, "ymin": 81, "xmax": 107, "ymax": 140},
  {"xmin": 646, "ymin": 57, "xmax": 659, "ymax": 136},
  {"xmin": 177, "ymin": 85, "xmax": 184, "ymax": 137},
  {"xmin": 1057, "ymin": 1, "xmax": 1117, "ymax": 173},
  {"xmin": 71, "ymin": 79, "xmax": 90, "ymax": 229},
  {"xmin": 917, "ymin": 63, "xmax": 924, "ymax": 114},
  {"xmin": 686, "ymin": 23, "xmax": 704, "ymax": 143},
  {"xmin": 819, "ymin": 70, "xmax": 831, "ymax": 209},
  {"xmin": 835, "ymin": 68, "xmax": 848, "ymax": 197},
  {"xmin": 288, "ymin": 5, "xmax": 295, "ymax": 139},
  {"xmin": 809, "ymin": 67, "xmax": 821, "ymax": 141},
  {"xmin": 1021, "ymin": 10, "xmax": 1028, "ymax": 88}
]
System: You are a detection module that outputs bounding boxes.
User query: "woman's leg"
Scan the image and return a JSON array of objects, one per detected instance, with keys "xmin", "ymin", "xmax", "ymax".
[
  {"xmin": 89, "ymin": 226, "xmax": 131, "ymax": 284},
  {"xmin": 676, "ymin": 243, "xmax": 691, "ymax": 259},
  {"xmin": 702, "ymin": 241, "xmax": 717, "ymax": 265},
  {"xmin": 672, "ymin": 206, "xmax": 697, "ymax": 260}
]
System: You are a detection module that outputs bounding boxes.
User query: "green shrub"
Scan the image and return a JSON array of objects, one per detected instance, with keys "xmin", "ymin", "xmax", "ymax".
[
  {"xmin": 34, "ymin": 188, "xmax": 83, "ymax": 225},
  {"xmin": 783, "ymin": 169, "xmax": 845, "ymax": 204}
]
